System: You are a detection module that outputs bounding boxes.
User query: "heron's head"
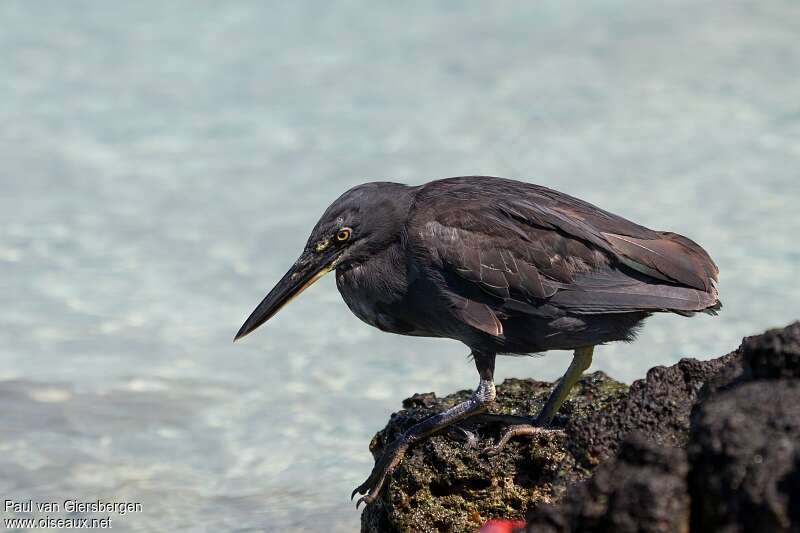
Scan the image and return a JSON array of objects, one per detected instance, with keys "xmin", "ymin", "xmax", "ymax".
[{"xmin": 234, "ymin": 181, "xmax": 411, "ymax": 340}]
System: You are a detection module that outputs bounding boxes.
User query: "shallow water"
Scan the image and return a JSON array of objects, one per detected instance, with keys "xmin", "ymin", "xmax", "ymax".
[{"xmin": 1, "ymin": 1, "xmax": 798, "ymax": 531}]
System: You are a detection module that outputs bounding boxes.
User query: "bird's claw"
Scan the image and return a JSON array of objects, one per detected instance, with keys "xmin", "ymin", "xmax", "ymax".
[
  {"xmin": 351, "ymin": 439, "xmax": 410, "ymax": 508},
  {"xmin": 463, "ymin": 429, "xmax": 480, "ymax": 449},
  {"xmin": 448, "ymin": 425, "xmax": 480, "ymax": 449},
  {"xmin": 355, "ymin": 493, "xmax": 375, "ymax": 510},
  {"xmin": 351, "ymin": 471, "xmax": 382, "ymax": 507},
  {"xmin": 482, "ymin": 423, "xmax": 563, "ymax": 456}
]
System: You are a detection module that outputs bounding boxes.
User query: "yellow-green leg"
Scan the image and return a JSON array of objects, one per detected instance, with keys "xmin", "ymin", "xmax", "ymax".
[
  {"xmin": 536, "ymin": 345, "xmax": 594, "ymax": 426},
  {"xmin": 483, "ymin": 345, "xmax": 594, "ymax": 456}
]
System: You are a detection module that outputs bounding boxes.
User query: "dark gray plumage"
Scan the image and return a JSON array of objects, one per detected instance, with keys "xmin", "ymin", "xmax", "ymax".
[{"xmin": 235, "ymin": 176, "xmax": 720, "ymax": 507}]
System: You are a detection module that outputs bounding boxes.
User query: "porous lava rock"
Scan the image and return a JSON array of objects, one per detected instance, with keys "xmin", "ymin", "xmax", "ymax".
[
  {"xmin": 359, "ymin": 322, "xmax": 800, "ymax": 533},
  {"xmin": 524, "ymin": 433, "xmax": 690, "ymax": 533}
]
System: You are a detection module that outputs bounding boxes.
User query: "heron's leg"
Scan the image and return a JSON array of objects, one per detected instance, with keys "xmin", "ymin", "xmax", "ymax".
[
  {"xmin": 352, "ymin": 351, "xmax": 496, "ymax": 508},
  {"xmin": 483, "ymin": 345, "xmax": 594, "ymax": 456},
  {"xmin": 536, "ymin": 345, "xmax": 594, "ymax": 426}
]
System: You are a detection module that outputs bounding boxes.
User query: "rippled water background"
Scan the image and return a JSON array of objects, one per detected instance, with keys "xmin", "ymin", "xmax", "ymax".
[{"xmin": 1, "ymin": 1, "xmax": 798, "ymax": 531}]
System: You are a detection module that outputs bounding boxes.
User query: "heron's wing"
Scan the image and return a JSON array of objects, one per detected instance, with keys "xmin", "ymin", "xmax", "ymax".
[
  {"xmin": 417, "ymin": 219, "xmax": 572, "ymax": 301},
  {"xmin": 492, "ymin": 184, "xmax": 719, "ymax": 293},
  {"xmin": 548, "ymin": 267, "xmax": 719, "ymax": 315},
  {"xmin": 413, "ymin": 220, "xmax": 564, "ymax": 336},
  {"xmin": 410, "ymin": 177, "xmax": 720, "ymax": 320}
]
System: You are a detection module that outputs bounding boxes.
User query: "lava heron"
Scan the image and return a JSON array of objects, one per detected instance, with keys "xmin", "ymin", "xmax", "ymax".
[{"xmin": 235, "ymin": 176, "xmax": 720, "ymax": 507}]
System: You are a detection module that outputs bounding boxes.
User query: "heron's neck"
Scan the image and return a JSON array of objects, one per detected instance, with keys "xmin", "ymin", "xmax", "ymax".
[{"xmin": 336, "ymin": 239, "xmax": 408, "ymax": 303}]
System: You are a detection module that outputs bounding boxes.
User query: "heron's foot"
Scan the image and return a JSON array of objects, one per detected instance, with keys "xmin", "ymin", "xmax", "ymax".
[
  {"xmin": 482, "ymin": 423, "xmax": 562, "ymax": 457},
  {"xmin": 471, "ymin": 412, "xmax": 539, "ymax": 426},
  {"xmin": 451, "ymin": 414, "xmax": 541, "ymax": 450},
  {"xmin": 353, "ymin": 356, "xmax": 497, "ymax": 507},
  {"xmin": 351, "ymin": 438, "xmax": 411, "ymax": 508}
]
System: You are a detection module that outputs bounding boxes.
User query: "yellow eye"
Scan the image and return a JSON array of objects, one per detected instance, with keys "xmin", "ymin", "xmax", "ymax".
[{"xmin": 336, "ymin": 228, "xmax": 351, "ymax": 242}]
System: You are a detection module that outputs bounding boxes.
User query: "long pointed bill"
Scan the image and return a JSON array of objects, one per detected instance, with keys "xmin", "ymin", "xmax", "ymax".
[{"xmin": 234, "ymin": 250, "xmax": 338, "ymax": 341}]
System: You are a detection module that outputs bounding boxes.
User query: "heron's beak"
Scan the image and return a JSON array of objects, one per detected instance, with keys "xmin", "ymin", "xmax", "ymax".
[{"xmin": 234, "ymin": 249, "xmax": 339, "ymax": 341}]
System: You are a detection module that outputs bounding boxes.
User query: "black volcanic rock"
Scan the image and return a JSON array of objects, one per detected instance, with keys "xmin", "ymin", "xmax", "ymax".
[
  {"xmin": 566, "ymin": 352, "xmax": 740, "ymax": 471},
  {"xmin": 689, "ymin": 381, "xmax": 800, "ymax": 532},
  {"xmin": 358, "ymin": 321, "xmax": 800, "ymax": 533},
  {"xmin": 740, "ymin": 322, "xmax": 800, "ymax": 380},
  {"xmin": 524, "ymin": 433, "xmax": 690, "ymax": 533},
  {"xmin": 686, "ymin": 322, "xmax": 800, "ymax": 532}
]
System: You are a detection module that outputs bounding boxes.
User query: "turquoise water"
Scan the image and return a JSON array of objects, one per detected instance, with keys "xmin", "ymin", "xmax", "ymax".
[{"xmin": 1, "ymin": 1, "xmax": 798, "ymax": 531}]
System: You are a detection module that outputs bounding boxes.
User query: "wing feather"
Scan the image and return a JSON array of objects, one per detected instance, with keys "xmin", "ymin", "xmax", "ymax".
[
  {"xmin": 410, "ymin": 176, "xmax": 720, "ymax": 320},
  {"xmin": 549, "ymin": 269, "xmax": 718, "ymax": 314}
]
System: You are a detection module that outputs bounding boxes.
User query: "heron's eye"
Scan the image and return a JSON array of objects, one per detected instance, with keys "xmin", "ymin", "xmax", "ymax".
[{"xmin": 336, "ymin": 228, "xmax": 352, "ymax": 242}]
